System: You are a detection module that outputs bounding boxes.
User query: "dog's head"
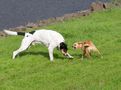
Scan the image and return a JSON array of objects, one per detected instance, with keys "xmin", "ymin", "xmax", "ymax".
[
  {"xmin": 60, "ymin": 42, "xmax": 68, "ymax": 55},
  {"xmin": 60, "ymin": 42, "xmax": 73, "ymax": 59},
  {"xmin": 72, "ymin": 42, "xmax": 83, "ymax": 49}
]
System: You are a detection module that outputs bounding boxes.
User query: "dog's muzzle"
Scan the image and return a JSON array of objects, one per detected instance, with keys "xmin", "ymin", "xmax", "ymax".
[
  {"xmin": 61, "ymin": 49, "xmax": 73, "ymax": 59},
  {"xmin": 65, "ymin": 53, "xmax": 73, "ymax": 59},
  {"xmin": 72, "ymin": 46, "xmax": 76, "ymax": 49}
]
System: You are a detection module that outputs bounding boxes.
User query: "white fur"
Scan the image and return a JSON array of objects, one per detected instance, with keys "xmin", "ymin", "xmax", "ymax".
[
  {"xmin": 4, "ymin": 29, "xmax": 73, "ymax": 61},
  {"xmin": 4, "ymin": 29, "xmax": 17, "ymax": 35}
]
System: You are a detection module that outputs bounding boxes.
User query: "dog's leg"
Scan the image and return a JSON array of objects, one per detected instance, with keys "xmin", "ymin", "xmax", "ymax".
[
  {"xmin": 81, "ymin": 49, "xmax": 85, "ymax": 60},
  {"xmin": 48, "ymin": 45, "xmax": 54, "ymax": 61},
  {"xmin": 81, "ymin": 46, "xmax": 90, "ymax": 60},
  {"xmin": 85, "ymin": 48, "xmax": 91, "ymax": 58},
  {"xmin": 13, "ymin": 37, "xmax": 34, "ymax": 59},
  {"xmin": 82, "ymin": 47, "xmax": 91, "ymax": 59}
]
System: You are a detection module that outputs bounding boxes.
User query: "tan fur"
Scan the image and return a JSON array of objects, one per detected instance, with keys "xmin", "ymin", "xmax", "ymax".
[{"xmin": 72, "ymin": 40, "xmax": 102, "ymax": 59}]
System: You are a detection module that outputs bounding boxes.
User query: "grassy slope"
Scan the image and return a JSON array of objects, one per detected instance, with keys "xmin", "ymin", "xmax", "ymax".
[{"xmin": 0, "ymin": 8, "xmax": 121, "ymax": 90}]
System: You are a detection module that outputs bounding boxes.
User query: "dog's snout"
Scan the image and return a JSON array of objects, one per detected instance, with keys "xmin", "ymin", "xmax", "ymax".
[{"xmin": 72, "ymin": 46, "xmax": 76, "ymax": 49}]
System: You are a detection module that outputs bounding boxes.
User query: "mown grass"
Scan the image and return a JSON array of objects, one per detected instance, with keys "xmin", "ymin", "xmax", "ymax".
[{"xmin": 0, "ymin": 7, "xmax": 121, "ymax": 90}]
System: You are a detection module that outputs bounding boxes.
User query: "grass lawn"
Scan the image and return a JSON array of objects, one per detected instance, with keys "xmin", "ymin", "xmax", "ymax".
[{"xmin": 0, "ymin": 7, "xmax": 121, "ymax": 90}]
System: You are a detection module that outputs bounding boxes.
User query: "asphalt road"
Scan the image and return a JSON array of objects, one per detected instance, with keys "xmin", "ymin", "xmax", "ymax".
[{"xmin": 0, "ymin": 0, "xmax": 107, "ymax": 30}]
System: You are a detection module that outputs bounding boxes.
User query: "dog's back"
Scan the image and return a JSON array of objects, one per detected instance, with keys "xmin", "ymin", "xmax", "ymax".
[
  {"xmin": 33, "ymin": 30, "xmax": 65, "ymax": 46},
  {"xmin": 83, "ymin": 40, "xmax": 97, "ymax": 52}
]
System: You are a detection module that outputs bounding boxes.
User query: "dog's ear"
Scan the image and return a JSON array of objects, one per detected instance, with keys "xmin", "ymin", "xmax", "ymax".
[
  {"xmin": 60, "ymin": 42, "xmax": 68, "ymax": 51},
  {"xmin": 83, "ymin": 44, "xmax": 90, "ymax": 47},
  {"xmin": 83, "ymin": 41, "xmax": 91, "ymax": 47},
  {"xmin": 78, "ymin": 42, "xmax": 83, "ymax": 45}
]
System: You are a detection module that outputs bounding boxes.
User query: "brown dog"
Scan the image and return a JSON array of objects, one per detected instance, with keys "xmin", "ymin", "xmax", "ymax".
[{"xmin": 72, "ymin": 40, "xmax": 103, "ymax": 59}]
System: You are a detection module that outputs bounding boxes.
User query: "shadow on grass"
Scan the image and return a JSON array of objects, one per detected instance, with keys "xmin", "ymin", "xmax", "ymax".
[
  {"xmin": 19, "ymin": 51, "xmax": 65, "ymax": 60},
  {"xmin": 72, "ymin": 53, "xmax": 102, "ymax": 60}
]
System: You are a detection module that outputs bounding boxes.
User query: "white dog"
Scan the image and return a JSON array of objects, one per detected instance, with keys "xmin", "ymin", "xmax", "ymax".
[{"xmin": 4, "ymin": 29, "xmax": 73, "ymax": 61}]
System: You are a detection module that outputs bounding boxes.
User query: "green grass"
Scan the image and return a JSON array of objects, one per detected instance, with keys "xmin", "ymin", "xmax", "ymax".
[{"xmin": 0, "ymin": 7, "xmax": 121, "ymax": 90}]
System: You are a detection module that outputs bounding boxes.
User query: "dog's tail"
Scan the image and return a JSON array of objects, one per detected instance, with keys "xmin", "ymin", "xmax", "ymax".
[{"xmin": 4, "ymin": 30, "xmax": 25, "ymax": 36}]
